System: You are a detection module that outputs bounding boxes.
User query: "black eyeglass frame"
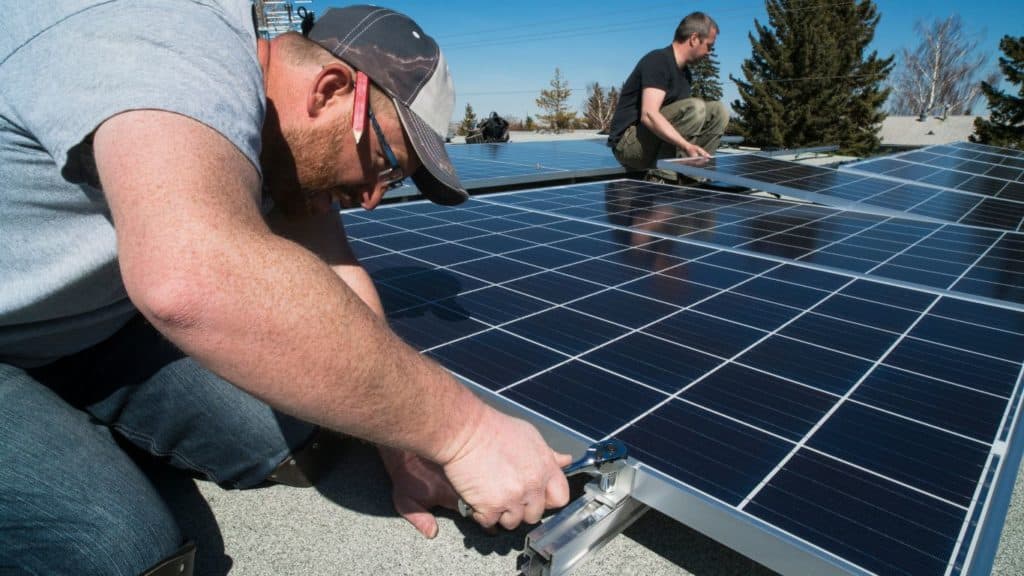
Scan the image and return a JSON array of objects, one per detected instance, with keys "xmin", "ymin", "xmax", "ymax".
[{"xmin": 368, "ymin": 107, "xmax": 406, "ymax": 190}]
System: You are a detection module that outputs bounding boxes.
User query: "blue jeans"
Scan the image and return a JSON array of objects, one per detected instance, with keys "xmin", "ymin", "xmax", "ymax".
[{"xmin": 0, "ymin": 315, "xmax": 316, "ymax": 575}]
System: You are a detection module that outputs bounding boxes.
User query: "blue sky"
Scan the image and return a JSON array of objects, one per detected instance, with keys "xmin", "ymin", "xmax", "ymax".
[{"xmin": 308, "ymin": 0, "xmax": 1024, "ymax": 121}]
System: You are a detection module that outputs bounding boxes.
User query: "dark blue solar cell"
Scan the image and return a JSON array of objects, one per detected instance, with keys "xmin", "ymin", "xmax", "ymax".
[
  {"xmin": 642, "ymin": 238, "xmax": 716, "ymax": 261},
  {"xmin": 602, "ymin": 248, "xmax": 684, "ymax": 272},
  {"xmin": 733, "ymin": 276, "xmax": 831, "ymax": 309},
  {"xmin": 962, "ymin": 262, "xmax": 1024, "ymax": 287},
  {"xmin": 808, "ymin": 401, "xmax": 988, "ymax": 506},
  {"xmin": 681, "ymin": 363, "xmax": 836, "ymax": 440},
  {"xmin": 952, "ymin": 277, "xmax": 1024, "ymax": 305},
  {"xmin": 559, "ymin": 258, "xmax": 651, "ymax": 286},
  {"xmin": 377, "ymin": 283, "xmax": 426, "ymax": 314},
  {"xmin": 449, "ymin": 255, "xmax": 544, "ymax": 284},
  {"xmin": 403, "ymin": 242, "xmax": 490, "ymax": 267},
  {"xmin": 853, "ymin": 365, "xmax": 1006, "ymax": 443},
  {"xmin": 505, "ymin": 245, "xmax": 589, "ymax": 269},
  {"xmin": 377, "ymin": 269, "xmax": 484, "ymax": 302},
  {"xmin": 427, "ymin": 329, "xmax": 568, "ymax": 391},
  {"xmin": 506, "ymin": 211, "xmax": 566, "ymax": 226},
  {"xmin": 581, "ymin": 332, "xmax": 723, "ymax": 394},
  {"xmin": 910, "ymin": 315, "xmax": 1024, "ymax": 363},
  {"xmin": 503, "ymin": 225, "xmax": 576, "ymax": 244},
  {"xmin": 454, "ymin": 233, "xmax": 534, "ymax": 254},
  {"xmin": 764, "ymin": 264, "xmax": 850, "ymax": 291},
  {"xmin": 343, "ymin": 220, "xmax": 403, "ymax": 239},
  {"xmin": 465, "ymin": 216, "xmax": 530, "ymax": 233},
  {"xmin": 545, "ymin": 219, "xmax": 608, "ymax": 235},
  {"xmin": 839, "ymin": 280, "xmax": 936, "ymax": 310},
  {"xmin": 503, "ymin": 308, "xmax": 630, "ymax": 356},
  {"xmin": 884, "ymin": 254, "xmax": 970, "ymax": 277},
  {"xmin": 348, "ymin": 239, "xmax": 388, "ymax": 259},
  {"xmin": 503, "ymin": 361, "xmax": 666, "ymax": 441},
  {"xmin": 823, "ymin": 241, "xmax": 897, "ymax": 263},
  {"xmin": 693, "ymin": 292, "xmax": 799, "ymax": 331},
  {"xmin": 799, "ymin": 250, "xmax": 877, "ymax": 273},
  {"xmin": 883, "ymin": 338, "xmax": 1018, "ymax": 397},
  {"xmin": 388, "ymin": 303, "xmax": 489, "ymax": 350},
  {"xmin": 619, "ymin": 274, "xmax": 718, "ymax": 308},
  {"xmin": 930, "ymin": 297, "xmax": 1024, "ymax": 334},
  {"xmin": 659, "ymin": 261, "xmax": 752, "ymax": 289},
  {"xmin": 550, "ymin": 236, "xmax": 623, "ymax": 257},
  {"xmin": 781, "ymin": 313, "xmax": 900, "ymax": 359},
  {"xmin": 813, "ymin": 294, "xmax": 921, "ymax": 333},
  {"xmin": 568, "ymin": 289, "xmax": 678, "ymax": 329},
  {"xmin": 619, "ymin": 399, "xmax": 794, "ymax": 505},
  {"xmin": 380, "ymin": 214, "xmax": 450, "ymax": 230},
  {"xmin": 747, "ymin": 450, "xmax": 965, "ymax": 576},
  {"xmin": 362, "ymin": 254, "xmax": 439, "ymax": 280},
  {"xmin": 870, "ymin": 263, "xmax": 957, "ymax": 289},
  {"xmin": 435, "ymin": 286, "xmax": 550, "ymax": 325},
  {"xmin": 960, "ymin": 175, "xmax": 1006, "ymax": 196},
  {"xmin": 368, "ymin": 231, "xmax": 444, "ymax": 251},
  {"xmin": 503, "ymin": 271, "xmax": 605, "ymax": 304},
  {"xmin": 698, "ymin": 251, "xmax": 778, "ymax": 274},
  {"xmin": 645, "ymin": 311, "xmax": 766, "ymax": 358},
  {"xmin": 922, "ymin": 169, "xmax": 973, "ymax": 189},
  {"xmin": 419, "ymin": 223, "xmax": 490, "ymax": 241},
  {"xmin": 738, "ymin": 336, "xmax": 873, "ymax": 395}
]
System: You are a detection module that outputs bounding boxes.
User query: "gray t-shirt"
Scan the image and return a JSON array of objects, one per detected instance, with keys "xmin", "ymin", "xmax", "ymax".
[{"xmin": 0, "ymin": 0, "xmax": 265, "ymax": 367}]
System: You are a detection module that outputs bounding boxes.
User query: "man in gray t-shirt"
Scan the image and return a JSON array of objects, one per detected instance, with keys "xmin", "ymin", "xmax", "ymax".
[{"xmin": 0, "ymin": 3, "xmax": 569, "ymax": 574}]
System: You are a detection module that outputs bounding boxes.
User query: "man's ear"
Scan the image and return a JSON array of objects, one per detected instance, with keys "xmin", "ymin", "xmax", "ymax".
[{"xmin": 307, "ymin": 63, "xmax": 355, "ymax": 117}]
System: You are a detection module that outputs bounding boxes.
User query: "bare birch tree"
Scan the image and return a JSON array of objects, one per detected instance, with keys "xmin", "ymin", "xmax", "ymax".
[
  {"xmin": 582, "ymin": 83, "xmax": 616, "ymax": 132},
  {"xmin": 889, "ymin": 15, "xmax": 997, "ymax": 116}
]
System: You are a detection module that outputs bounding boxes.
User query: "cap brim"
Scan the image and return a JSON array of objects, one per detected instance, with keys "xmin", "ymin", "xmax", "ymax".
[{"xmin": 394, "ymin": 103, "xmax": 468, "ymax": 206}]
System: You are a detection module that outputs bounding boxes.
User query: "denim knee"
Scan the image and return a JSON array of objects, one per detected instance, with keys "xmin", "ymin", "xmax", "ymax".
[{"xmin": 0, "ymin": 364, "xmax": 183, "ymax": 575}]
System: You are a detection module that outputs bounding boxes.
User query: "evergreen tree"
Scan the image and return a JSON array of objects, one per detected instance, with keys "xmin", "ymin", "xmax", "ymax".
[
  {"xmin": 691, "ymin": 52, "xmax": 724, "ymax": 101},
  {"xmin": 731, "ymin": 0, "xmax": 893, "ymax": 155},
  {"xmin": 536, "ymin": 68, "xmax": 577, "ymax": 133},
  {"xmin": 525, "ymin": 115, "xmax": 536, "ymax": 131},
  {"xmin": 457, "ymin": 103, "xmax": 477, "ymax": 136},
  {"xmin": 972, "ymin": 36, "xmax": 1024, "ymax": 148}
]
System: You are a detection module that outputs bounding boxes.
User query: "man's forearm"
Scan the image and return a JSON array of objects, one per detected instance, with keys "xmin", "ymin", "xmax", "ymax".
[
  {"xmin": 642, "ymin": 109, "xmax": 689, "ymax": 150},
  {"xmin": 157, "ymin": 230, "xmax": 482, "ymax": 464}
]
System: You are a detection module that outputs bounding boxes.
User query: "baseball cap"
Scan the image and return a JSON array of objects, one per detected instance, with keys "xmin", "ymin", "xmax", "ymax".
[{"xmin": 309, "ymin": 5, "xmax": 468, "ymax": 206}]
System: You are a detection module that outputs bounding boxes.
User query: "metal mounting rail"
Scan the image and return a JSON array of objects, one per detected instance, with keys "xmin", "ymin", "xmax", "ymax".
[{"xmin": 522, "ymin": 462, "xmax": 648, "ymax": 576}]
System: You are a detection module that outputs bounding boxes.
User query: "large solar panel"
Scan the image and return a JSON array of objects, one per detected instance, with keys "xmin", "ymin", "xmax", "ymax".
[
  {"xmin": 843, "ymin": 142, "xmax": 1024, "ymax": 202},
  {"xmin": 658, "ymin": 153, "xmax": 1024, "ymax": 232},
  {"xmin": 341, "ymin": 180, "xmax": 1024, "ymax": 576}
]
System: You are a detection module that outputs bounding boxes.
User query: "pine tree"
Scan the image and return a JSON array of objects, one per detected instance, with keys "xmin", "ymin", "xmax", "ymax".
[
  {"xmin": 731, "ymin": 0, "xmax": 893, "ymax": 155},
  {"xmin": 972, "ymin": 36, "xmax": 1024, "ymax": 149},
  {"xmin": 536, "ymin": 68, "xmax": 577, "ymax": 133},
  {"xmin": 457, "ymin": 103, "xmax": 477, "ymax": 136},
  {"xmin": 691, "ymin": 52, "xmax": 724, "ymax": 101}
]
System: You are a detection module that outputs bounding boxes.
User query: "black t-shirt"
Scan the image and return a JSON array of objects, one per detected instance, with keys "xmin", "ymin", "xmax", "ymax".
[{"xmin": 607, "ymin": 46, "xmax": 692, "ymax": 146}]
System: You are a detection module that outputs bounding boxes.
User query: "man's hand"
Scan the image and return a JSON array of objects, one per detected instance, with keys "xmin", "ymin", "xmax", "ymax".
[
  {"xmin": 681, "ymin": 141, "xmax": 711, "ymax": 158},
  {"xmin": 379, "ymin": 446, "xmax": 459, "ymax": 539},
  {"xmin": 442, "ymin": 407, "xmax": 572, "ymax": 531}
]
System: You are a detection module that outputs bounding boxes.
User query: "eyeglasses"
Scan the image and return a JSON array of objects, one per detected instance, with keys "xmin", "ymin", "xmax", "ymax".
[{"xmin": 368, "ymin": 106, "xmax": 406, "ymax": 191}]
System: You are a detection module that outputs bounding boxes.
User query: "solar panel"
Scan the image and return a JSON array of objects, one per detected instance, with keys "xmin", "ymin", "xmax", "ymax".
[
  {"xmin": 843, "ymin": 143, "xmax": 1024, "ymax": 202},
  {"xmin": 385, "ymin": 140, "xmax": 626, "ymax": 200},
  {"xmin": 658, "ymin": 153, "xmax": 1024, "ymax": 232},
  {"xmin": 342, "ymin": 180, "xmax": 1024, "ymax": 576}
]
